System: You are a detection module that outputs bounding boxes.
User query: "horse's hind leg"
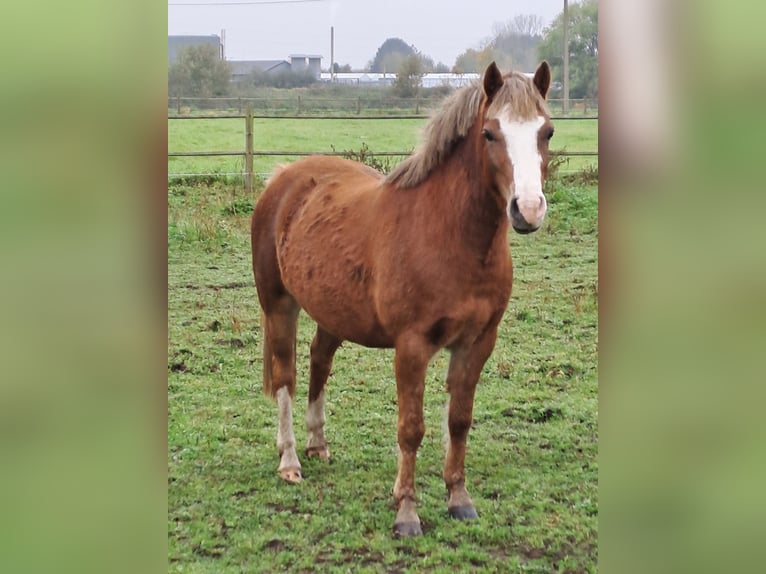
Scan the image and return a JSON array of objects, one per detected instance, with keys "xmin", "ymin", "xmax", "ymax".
[
  {"xmin": 263, "ymin": 296, "xmax": 302, "ymax": 483},
  {"xmin": 305, "ymin": 327, "xmax": 341, "ymax": 459}
]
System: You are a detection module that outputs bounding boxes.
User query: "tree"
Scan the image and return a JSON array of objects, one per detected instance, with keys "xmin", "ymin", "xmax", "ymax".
[
  {"xmin": 453, "ymin": 46, "xmax": 504, "ymax": 74},
  {"xmin": 392, "ymin": 54, "xmax": 424, "ymax": 98},
  {"xmin": 332, "ymin": 62, "xmax": 352, "ymax": 73},
  {"xmin": 452, "ymin": 14, "xmax": 543, "ymax": 74},
  {"xmin": 495, "ymin": 14, "xmax": 544, "ymax": 38},
  {"xmin": 491, "ymin": 14, "xmax": 544, "ymax": 72},
  {"xmin": 538, "ymin": 0, "xmax": 598, "ymax": 99},
  {"xmin": 168, "ymin": 44, "xmax": 231, "ymax": 97},
  {"xmin": 369, "ymin": 38, "xmax": 415, "ymax": 73}
]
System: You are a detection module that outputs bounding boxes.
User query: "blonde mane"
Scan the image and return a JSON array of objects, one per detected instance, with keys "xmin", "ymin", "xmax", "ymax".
[{"xmin": 386, "ymin": 71, "xmax": 549, "ymax": 189}]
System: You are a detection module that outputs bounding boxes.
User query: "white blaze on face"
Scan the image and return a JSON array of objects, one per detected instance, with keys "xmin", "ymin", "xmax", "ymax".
[{"xmin": 498, "ymin": 114, "xmax": 548, "ymax": 227}]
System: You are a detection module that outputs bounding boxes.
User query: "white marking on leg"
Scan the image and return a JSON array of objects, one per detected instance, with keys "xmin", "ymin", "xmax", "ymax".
[
  {"xmin": 443, "ymin": 396, "xmax": 451, "ymax": 455},
  {"xmin": 393, "ymin": 449, "xmax": 404, "ymax": 498},
  {"xmin": 305, "ymin": 390, "xmax": 327, "ymax": 451},
  {"xmin": 276, "ymin": 387, "xmax": 300, "ymax": 472}
]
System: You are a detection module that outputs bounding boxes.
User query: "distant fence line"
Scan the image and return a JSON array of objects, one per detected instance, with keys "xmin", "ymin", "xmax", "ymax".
[
  {"xmin": 168, "ymin": 111, "xmax": 598, "ymax": 193},
  {"xmin": 167, "ymin": 95, "xmax": 598, "ymax": 117}
]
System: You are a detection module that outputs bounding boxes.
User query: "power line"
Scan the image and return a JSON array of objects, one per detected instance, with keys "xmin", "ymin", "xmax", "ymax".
[{"xmin": 169, "ymin": 0, "xmax": 327, "ymax": 6}]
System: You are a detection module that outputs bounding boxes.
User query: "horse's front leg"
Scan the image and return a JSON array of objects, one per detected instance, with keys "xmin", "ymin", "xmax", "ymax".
[
  {"xmin": 392, "ymin": 334, "xmax": 435, "ymax": 537},
  {"xmin": 444, "ymin": 326, "xmax": 499, "ymax": 519}
]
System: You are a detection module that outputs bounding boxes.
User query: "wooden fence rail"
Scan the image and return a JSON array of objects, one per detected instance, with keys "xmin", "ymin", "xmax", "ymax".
[
  {"xmin": 168, "ymin": 110, "xmax": 598, "ymax": 194},
  {"xmin": 168, "ymin": 96, "xmax": 598, "ymax": 116}
]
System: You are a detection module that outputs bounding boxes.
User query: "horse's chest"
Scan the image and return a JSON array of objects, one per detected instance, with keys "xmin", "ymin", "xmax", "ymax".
[{"xmin": 416, "ymin": 294, "xmax": 503, "ymax": 350}]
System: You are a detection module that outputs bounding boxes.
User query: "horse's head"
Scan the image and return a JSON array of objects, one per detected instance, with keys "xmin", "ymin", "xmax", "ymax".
[{"xmin": 480, "ymin": 61, "xmax": 553, "ymax": 234}]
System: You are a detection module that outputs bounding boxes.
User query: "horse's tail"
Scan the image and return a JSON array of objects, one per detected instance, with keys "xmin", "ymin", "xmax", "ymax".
[{"xmin": 261, "ymin": 311, "xmax": 273, "ymax": 396}]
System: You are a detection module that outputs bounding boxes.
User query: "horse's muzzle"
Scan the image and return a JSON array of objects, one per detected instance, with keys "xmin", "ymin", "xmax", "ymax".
[{"xmin": 509, "ymin": 194, "xmax": 546, "ymax": 234}]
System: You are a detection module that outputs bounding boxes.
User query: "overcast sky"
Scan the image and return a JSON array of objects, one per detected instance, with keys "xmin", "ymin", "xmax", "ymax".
[{"xmin": 168, "ymin": 0, "xmax": 565, "ymax": 71}]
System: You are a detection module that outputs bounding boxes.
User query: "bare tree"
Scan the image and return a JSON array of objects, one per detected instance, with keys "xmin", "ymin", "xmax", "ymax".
[{"xmin": 493, "ymin": 14, "xmax": 545, "ymax": 39}]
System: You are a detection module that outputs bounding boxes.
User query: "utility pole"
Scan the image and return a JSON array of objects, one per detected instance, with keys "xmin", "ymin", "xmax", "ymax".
[
  {"xmin": 563, "ymin": 0, "xmax": 570, "ymax": 114},
  {"xmin": 330, "ymin": 26, "xmax": 335, "ymax": 81}
]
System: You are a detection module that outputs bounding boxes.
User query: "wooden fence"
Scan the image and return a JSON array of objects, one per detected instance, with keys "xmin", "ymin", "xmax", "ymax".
[
  {"xmin": 168, "ymin": 111, "xmax": 599, "ymax": 194},
  {"xmin": 168, "ymin": 95, "xmax": 598, "ymax": 117}
]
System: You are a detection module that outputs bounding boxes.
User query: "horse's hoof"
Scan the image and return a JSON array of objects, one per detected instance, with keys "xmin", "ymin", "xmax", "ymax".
[
  {"xmin": 305, "ymin": 446, "xmax": 331, "ymax": 460},
  {"xmin": 279, "ymin": 467, "xmax": 302, "ymax": 483},
  {"xmin": 393, "ymin": 521, "xmax": 423, "ymax": 537},
  {"xmin": 448, "ymin": 505, "xmax": 478, "ymax": 520}
]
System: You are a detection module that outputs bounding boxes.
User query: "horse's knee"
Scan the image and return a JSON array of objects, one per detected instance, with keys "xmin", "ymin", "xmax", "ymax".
[
  {"xmin": 448, "ymin": 413, "xmax": 472, "ymax": 439},
  {"xmin": 398, "ymin": 417, "xmax": 425, "ymax": 451}
]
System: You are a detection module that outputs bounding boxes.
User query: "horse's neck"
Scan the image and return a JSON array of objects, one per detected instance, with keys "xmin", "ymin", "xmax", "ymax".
[{"xmin": 426, "ymin": 137, "xmax": 509, "ymax": 261}]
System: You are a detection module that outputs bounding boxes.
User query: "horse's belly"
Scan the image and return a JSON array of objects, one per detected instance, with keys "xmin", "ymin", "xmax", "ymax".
[
  {"xmin": 276, "ymin": 191, "xmax": 392, "ymax": 347},
  {"xmin": 283, "ymin": 266, "xmax": 392, "ymax": 347}
]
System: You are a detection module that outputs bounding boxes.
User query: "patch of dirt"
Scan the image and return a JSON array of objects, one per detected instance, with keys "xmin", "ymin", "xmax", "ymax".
[
  {"xmin": 180, "ymin": 281, "xmax": 250, "ymax": 291},
  {"xmin": 490, "ymin": 535, "xmax": 597, "ymax": 572},
  {"xmin": 214, "ymin": 337, "xmax": 244, "ymax": 348},
  {"xmin": 169, "ymin": 349, "xmax": 193, "ymax": 372},
  {"xmin": 191, "ymin": 542, "xmax": 225, "ymax": 558},
  {"xmin": 231, "ymin": 487, "xmax": 258, "ymax": 499},
  {"xmin": 501, "ymin": 406, "xmax": 563, "ymax": 424},
  {"xmin": 264, "ymin": 538, "xmax": 285, "ymax": 552},
  {"xmin": 546, "ymin": 363, "xmax": 577, "ymax": 379},
  {"xmin": 170, "ymin": 361, "xmax": 188, "ymax": 373}
]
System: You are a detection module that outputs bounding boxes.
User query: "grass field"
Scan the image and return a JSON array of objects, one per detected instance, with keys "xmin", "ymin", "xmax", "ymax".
[
  {"xmin": 168, "ymin": 115, "xmax": 598, "ymax": 181},
  {"xmin": 168, "ymin": 167, "xmax": 598, "ymax": 571}
]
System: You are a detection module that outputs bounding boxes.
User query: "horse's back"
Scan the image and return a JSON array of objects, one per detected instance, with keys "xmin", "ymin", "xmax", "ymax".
[{"xmin": 252, "ymin": 156, "xmax": 392, "ymax": 346}]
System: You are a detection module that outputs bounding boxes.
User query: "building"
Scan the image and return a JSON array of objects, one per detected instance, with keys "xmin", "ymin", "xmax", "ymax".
[
  {"xmin": 168, "ymin": 35, "xmax": 222, "ymax": 65},
  {"xmin": 229, "ymin": 60, "xmax": 292, "ymax": 82},
  {"xmin": 319, "ymin": 72, "xmax": 394, "ymax": 86},
  {"xmin": 169, "ymin": 32, "xmax": 323, "ymax": 81},
  {"xmin": 288, "ymin": 54, "xmax": 322, "ymax": 77},
  {"xmin": 319, "ymin": 72, "xmax": 481, "ymax": 88},
  {"xmin": 228, "ymin": 54, "xmax": 323, "ymax": 82},
  {"xmin": 421, "ymin": 73, "xmax": 481, "ymax": 88}
]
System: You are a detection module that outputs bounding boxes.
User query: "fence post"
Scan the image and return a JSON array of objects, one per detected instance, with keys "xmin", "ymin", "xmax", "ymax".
[
  {"xmin": 176, "ymin": 96, "xmax": 181, "ymax": 115},
  {"xmin": 245, "ymin": 108, "xmax": 254, "ymax": 195},
  {"xmin": 357, "ymin": 97, "xmax": 361, "ymax": 115},
  {"xmin": 297, "ymin": 95, "xmax": 302, "ymax": 115}
]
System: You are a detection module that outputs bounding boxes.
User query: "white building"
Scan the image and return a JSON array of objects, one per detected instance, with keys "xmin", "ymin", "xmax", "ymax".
[{"xmin": 320, "ymin": 72, "xmax": 481, "ymax": 88}]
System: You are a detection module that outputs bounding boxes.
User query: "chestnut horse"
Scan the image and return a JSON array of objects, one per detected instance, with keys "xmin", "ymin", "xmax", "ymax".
[{"xmin": 251, "ymin": 61, "xmax": 553, "ymax": 536}]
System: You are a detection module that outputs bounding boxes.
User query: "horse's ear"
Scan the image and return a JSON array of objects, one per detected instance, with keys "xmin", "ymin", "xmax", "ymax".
[
  {"xmin": 533, "ymin": 61, "xmax": 551, "ymax": 99},
  {"xmin": 483, "ymin": 61, "xmax": 504, "ymax": 102}
]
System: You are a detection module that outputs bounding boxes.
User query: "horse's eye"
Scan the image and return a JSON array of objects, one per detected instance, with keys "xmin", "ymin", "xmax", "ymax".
[{"xmin": 482, "ymin": 129, "xmax": 495, "ymax": 142}]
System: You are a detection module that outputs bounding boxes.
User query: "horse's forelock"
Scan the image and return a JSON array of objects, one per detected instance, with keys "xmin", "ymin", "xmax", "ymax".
[{"xmin": 487, "ymin": 72, "xmax": 549, "ymax": 121}]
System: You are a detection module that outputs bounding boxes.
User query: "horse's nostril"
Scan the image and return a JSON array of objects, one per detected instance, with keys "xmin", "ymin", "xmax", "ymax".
[{"xmin": 509, "ymin": 197, "xmax": 520, "ymax": 217}]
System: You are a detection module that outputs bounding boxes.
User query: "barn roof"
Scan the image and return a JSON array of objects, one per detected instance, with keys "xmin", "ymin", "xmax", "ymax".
[{"xmin": 228, "ymin": 60, "xmax": 289, "ymax": 75}]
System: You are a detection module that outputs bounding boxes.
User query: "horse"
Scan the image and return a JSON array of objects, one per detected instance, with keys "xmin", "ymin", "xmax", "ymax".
[{"xmin": 251, "ymin": 61, "xmax": 553, "ymax": 537}]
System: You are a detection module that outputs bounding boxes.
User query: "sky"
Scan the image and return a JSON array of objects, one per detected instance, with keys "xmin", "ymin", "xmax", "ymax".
[{"xmin": 168, "ymin": 0, "xmax": 565, "ymax": 71}]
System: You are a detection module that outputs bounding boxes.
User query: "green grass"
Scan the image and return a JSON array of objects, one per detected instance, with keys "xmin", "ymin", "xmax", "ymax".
[
  {"xmin": 168, "ymin": 171, "xmax": 597, "ymax": 572},
  {"xmin": 168, "ymin": 116, "xmax": 598, "ymax": 182}
]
